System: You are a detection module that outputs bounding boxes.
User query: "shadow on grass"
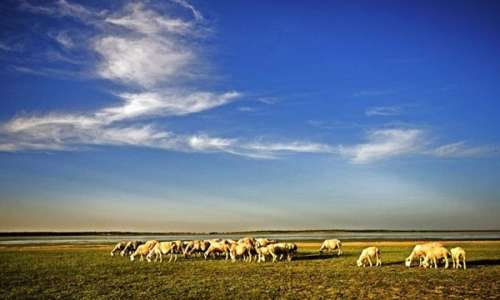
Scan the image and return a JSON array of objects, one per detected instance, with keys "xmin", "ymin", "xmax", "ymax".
[
  {"xmin": 294, "ymin": 253, "xmax": 353, "ymax": 261},
  {"xmin": 381, "ymin": 259, "xmax": 500, "ymax": 268},
  {"xmin": 468, "ymin": 259, "xmax": 500, "ymax": 266}
]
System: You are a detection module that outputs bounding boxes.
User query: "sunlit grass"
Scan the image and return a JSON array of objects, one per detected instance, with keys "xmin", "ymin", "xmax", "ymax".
[{"xmin": 1, "ymin": 241, "xmax": 499, "ymax": 299}]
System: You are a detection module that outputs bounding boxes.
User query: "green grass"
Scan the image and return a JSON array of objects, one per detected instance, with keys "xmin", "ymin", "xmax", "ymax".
[{"xmin": 1, "ymin": 241, "xmax": 499, "ymax": 299}]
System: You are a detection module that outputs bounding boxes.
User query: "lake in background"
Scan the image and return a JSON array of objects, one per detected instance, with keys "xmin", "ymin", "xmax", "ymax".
[{"xmin": 1, "ymin": 231, "xmax": 500, "ymax": 245}]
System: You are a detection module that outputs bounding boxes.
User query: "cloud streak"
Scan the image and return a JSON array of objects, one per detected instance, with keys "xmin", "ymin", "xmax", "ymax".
[
  {"xmin": 339, "ymin": 129, "xmax": 424, "ymax": 163},
  {"xmin": 365, "ymin": 106, "xmax": 401, "ymax": 117}
]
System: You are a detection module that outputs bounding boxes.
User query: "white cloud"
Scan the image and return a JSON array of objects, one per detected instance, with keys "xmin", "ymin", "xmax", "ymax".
[
  {"xmin": 188, "ymin": 135, "xmax": 234, "ymax": 151},
  {"xmin": 430, "ymin": 141, "xmax": 495, "ymax": 158},
  {"xmin": 246, "ymin": 141, "xmax": 334, "ymax": 154},
  {"xmin": 238, "ymin": 106, "xmax": 257, "ymax": 112},
  {"xmin": 94, "ymin": 36, "xmax": 194, "ymax": 87},
  {"xmin": 105, "ymin": 3, "xmax": 193, "ymax": 35},
  {"xmin": 20, "ymin": 0, "xmax": 104, "ymax": 21},
  {"xmin": 339, "ymin": 129, "xmax": 423, "ymax": 163},
  {"xmin": 365, "ymin": 106, "xmax": 400, "ymax": 116},
  {"xmin": 171, "ymin": 0, "xmax": 204, "ymax": 21},
  {"xmin": 257, "ymin": 97, "xmax": 279, "ymax": 105},
  {"xmin": 98, "ymin": 91, "xmax": 240, "ymax": 122},
  {"xmin": 51, "ymin": 31, "xmax": 75, "ymax": 48}
]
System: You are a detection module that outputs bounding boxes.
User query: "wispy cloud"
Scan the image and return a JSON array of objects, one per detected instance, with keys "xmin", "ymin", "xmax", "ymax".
[
  {"xmin": 0, "ymin": 43, "xmax": 14, "ymax": 51},
  {"xmin": 3, "ymin": 1, "xmax": 497, "ymax": 165},
  {"xmin": 430, "ymin": 141, "xmax": 497, "ymax": 158},
  {"xmin": 172, "ymin": 0, "xmax": 204, "ymax": 21},
  {"xmin": 98, "ymin": 91, "xmax": 240, "ymax": 122},
  {"xmin": 20, "ymin": 0, "xmax": 105, "ymax": 22},
  {"xmin": 257, "ymin": 96, "xmax": 279, "ymax": 105},
  {"xmin": 339, "ymin": 129, "xmax": 424, "ymax": 163},
  {"xmin": 365, "ymin": 106, "xmax": 401, "ymax": 117},
  {"xmin": 49, "ymin": 31, "xmax": 75, "ymax": 48},
  {"xmin": 2, "ymin": 1, "xmax": 242, "ymax": 153},
  {"xmin": 238, "ymin": 106, "xmax": 257, "ymax": 112},
  {"xmin": 353, "ymin": 89, "xmax": 396, "ymax": 97}
]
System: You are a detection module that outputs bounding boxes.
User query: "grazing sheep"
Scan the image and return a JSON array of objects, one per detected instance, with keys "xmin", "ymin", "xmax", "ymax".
[
  {"xmin": 319, "ymin": 239, "xmax": 343, "ymax": 256},
  {"xmin": 120, "ymin": 240, "xmax": 143, "ymax": 256},
  {"xmin": 405, "ymin": 242, "xmax": 443, "ymax": 267},
  {"xmin": 357, "ymin": 247, "xmax": 382, "ymax": 267},
  {"xmin": 147, "ymin": 241, "xmax": 178, "ymax": 263},
  {"xmin": 268, "ymin": 242, "xmax": 298, "ymax": 262},
  {"xmin": 237, "ymin": 237, "xmax": 255, "ymax": 245},
  {"xmin": 450, "ymin": 247, "xmax": 466, "ymax": 269},
  {"xmin": 255, "ymin": 238, "xmax": 276, "ymax": 248},
  {"xmin": 130, "ymin": 244, "xmax": 150, "ymax": 262},
  {"xmin": 256, "ymin": 244, "xmax": 273, "ymax": 262},
  {"xmin": 204, "ymin": 240, "xmax": 232, "ymax": 260},
  {"xmin": 110, "ymin": 241, "xmax": 127, "ymax": 256},
  {"xmin": 184, "ymin": 240, "xmax": 210, "ymax": 257},
  {"xmin": 172, "ymin": 240, "xmax": 185, "ymax": 255},
  {"xmin": 230, "ymin": 242, "xmax": 254, "ymax": 262},
  {"xmin": 422, "ymin": 246, "xmax": 451, "ymax": 269},
  {"xmin": 130, "ymin": 240, "xmax": 158, "ymax": 262}
]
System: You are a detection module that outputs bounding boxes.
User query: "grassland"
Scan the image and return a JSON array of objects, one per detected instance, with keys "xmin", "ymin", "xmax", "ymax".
[{"xmin": 1, "ymin": 241, "xmax": 499, "ymax": 299}]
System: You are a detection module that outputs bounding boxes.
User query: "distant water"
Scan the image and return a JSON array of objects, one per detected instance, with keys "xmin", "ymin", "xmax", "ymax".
[{"xmin": 1, "ymin": 231, "xmax": 500, "ymax": 245}]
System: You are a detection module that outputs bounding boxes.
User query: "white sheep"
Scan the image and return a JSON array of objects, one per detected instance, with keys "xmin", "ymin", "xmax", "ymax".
[
  {"xmin": 422, "ymin": 245, "xmax": 451, "ymax": 269},
  {"xmin": 357, "ymin": 247, "xmax": 381, "ymax": 267},
  {"xmin": 405, "ymin": 242, "xmax": 443, "ymax": 267},
  {"xmin": 319, "ymin": 239, "xmax": 343, "ymax": 256},
  {"xmin": 130, "ymin": 240, "xmax": 158, "ymax": 262},
  {"xmin": 147, "ymin": 241, "xmax": 178, "ymax": 263},
  {"xmin": 450, "ymin": 247, "xmax": 466, "ymax": 269}
]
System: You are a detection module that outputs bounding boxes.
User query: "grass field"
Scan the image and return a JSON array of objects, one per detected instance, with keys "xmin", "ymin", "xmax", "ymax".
[{"xmin": 1, "ymin": 241, "xmax": 499, "ymax": 299}]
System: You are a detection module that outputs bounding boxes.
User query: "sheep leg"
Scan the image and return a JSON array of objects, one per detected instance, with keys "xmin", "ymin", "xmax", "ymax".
[
  {"xmin": 271, "ymin": 252, "xmax": 278, "ymax": 263},
  {"xmin": 444, "ymin": 256, "xmax": 449, "ymax": 269}
]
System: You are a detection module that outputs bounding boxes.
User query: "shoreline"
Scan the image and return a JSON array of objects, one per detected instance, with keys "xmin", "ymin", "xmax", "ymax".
[{"xmin": 2, "ymin": 240, "xmax": 500, "ymax": 250}]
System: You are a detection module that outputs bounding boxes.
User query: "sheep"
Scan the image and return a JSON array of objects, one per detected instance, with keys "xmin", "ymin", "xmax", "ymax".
[
  {"xmin": 450, "ymin": 247, "xmax": 466, "ymax": 269},
  {"xmin": 405, "ymin": 242, "xmax": 443, "ymax": 267},
  {"xmin": 356, "ymin": 247, "xmax": 382, "ymax": 267},
  {"xmin": 147, "ymin": 241, "xmax": 178, "ymax": 263},
  {"xmin": 130, "ymin": 244, "xmax": 151, "ymax": 262},
  {"xmin": 319, "ymin": 239, "xmax": 343, "ymax": 256},
  {"xmin": 268, "ymin": 242, "xmax": 298, "ymax": 262},
  {"xmin": 184, "ymin": 240, "xmax": 211, "ymax": 257},
  {"xmin": 172, "ymin": 240, "xmax": 185, "ymax": 255},
  {"xmin": 229, "ymin": 241, "xmax": 254, "ymax": 262},
  {"xmin": 130, "ymin": 240, "xmax": 158, "ymax": 262},
  {"xmin": 237, "ymin": 237, "xmax": 255, "ymax": 245},
  {"xmin": 256, "ymin": 244, "xmax": 273, "ymax": 262},
  {"xmin": 120, "ymin": 240, "xmax": 143, "ymax": 256},
  {"xmin": 204, "ymin": 240, "xmax": 232, "ymax": 260},
  {"xmin": 255, "ymin": 238, "xmax": 276, "ymax": 248},
  {"xmin": 422, "ymin": 245, "xmax": 451, "ymax": 269},
  {"xmin": 110, "ymin": 241, "xmax": 127, "ymax": 256}
]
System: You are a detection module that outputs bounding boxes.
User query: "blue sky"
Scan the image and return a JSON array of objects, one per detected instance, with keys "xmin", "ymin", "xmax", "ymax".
[{"xmin": 0, "ymin": 0, "xmax": 499, "ymax": 231}]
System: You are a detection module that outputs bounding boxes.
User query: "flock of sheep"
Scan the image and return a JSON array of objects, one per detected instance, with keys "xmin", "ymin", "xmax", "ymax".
[{"xmin": 110, "ymin": 238, "xmax": 467, "ymax": 269}]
